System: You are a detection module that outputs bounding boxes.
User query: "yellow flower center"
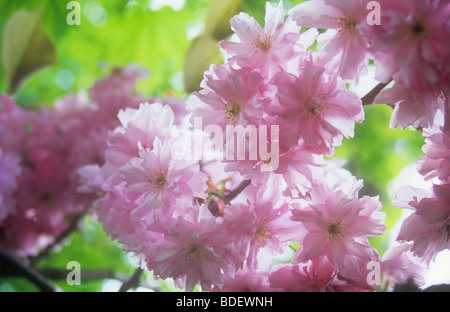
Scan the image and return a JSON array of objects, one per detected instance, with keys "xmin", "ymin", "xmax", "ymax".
[
  {"xmin": 305, "ymin": 93, "xmax": 327, "ymax": 118},
  {"xmin": 252, "ymin": 34, "xmax": 273, "ymax": 51},
  {"xmin": 185, "ymin": 242, "xmax": 202, "ymax": 261},
  {"xmin": 323, "ymin": 220, "xmax": 348, "ymax": 242},
  {"xmin": 338, "ymin": 16, "xmax": 358, "ymax": 33},
  {"xmin": 225, "ymin": 101, "xmax": 243, "ymax": 121},
  {"xmin": 151, "ymin": 170, "xmax": 166, "ymax": 189},
  {"xmin": 254, "ymin": 225, "xmax": 274, "ymax": 247}
]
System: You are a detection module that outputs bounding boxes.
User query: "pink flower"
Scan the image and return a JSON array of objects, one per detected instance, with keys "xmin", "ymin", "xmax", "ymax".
[
  {"xmin": 144, "ymin": 207, "xmax": 243, "ymax": 291},
  {"xmin": 188, "ymin": 64, "xmax": 268, "ymax": 129},
  {"xmin": 222, "ymin": 183, "xmax": 298, "ymax": 270},
  {"xmin": 222, "ymin": 134, "xmax": 323, "ymax": 195},
  {"xmin": 219, "ymin": 1, "xmax": 317, "ymax": 77},
  {"xmin": 269, "ymin": 255, "xmax": 372, "ymax": 291},
  {"xmin": 212, "ymin": 268, "xmax": 273, "ymax": 292},
  {"xmin": 0, "ymin": 148, "xmax": 21, "ymax": 223},
  {"xmin": 268, "ymin": 53, "xmax": 364, "ymax": 155},
  {"xmin": 288, "ymin": 0, "xmax": 371, "ymax": 80},
  {"xmin": 393, "ymin": 183, "xmax": 450, "ymax": 264},
  {"xmin": 369, "ymin": 0, "xmax": 450, "ymax": 90},
  {"xmin": 269, "ymin": 256, "xmax": 335, "ymax": 292},
  {"xmin": 290, "ymin": 177, "xmax": 386, "ymax": 271},
  {"xmin": 89, "ymin": 64, "xmax": 149, "ymax": 128},
  {"xmin": 104, "ymin": 102, "xmax": 175, "ymax": 178},
  {"xmin": 417, "ymin": 127, "xmax": 450, "ymax": 182},
  {"xmin": 381, "ymin": 243, "xmax": 425, "ymax": 288},
  {"xmin": 375, "ymin": 82, "xmax": 444, "ymax": 129},
  {"xmin": 119, "ymin": 137, "xmax": 207, "ymax": 224}
]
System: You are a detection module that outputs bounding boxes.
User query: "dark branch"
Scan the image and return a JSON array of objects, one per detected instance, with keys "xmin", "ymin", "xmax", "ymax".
[
  {"xmin": 0, "ymin": 248, "xmax": 57, "ymax": 292},
  {"xmin": 28, "ymin": 213, "xmax": 84, "ymax": 267},
  {"xmin": 208, "ymin": 179, "xmax": 252, "ymax": 216},
  {"xmin": 224, "ymin": 178, "xmax": 252, "ymax": 201},
  {"xmin": 118, "ymin": 267, "xmax": 144, "ymax": 292},
  {"xmin": 361, "ymin": 80, "xmax": 392, "ymax": 106}
]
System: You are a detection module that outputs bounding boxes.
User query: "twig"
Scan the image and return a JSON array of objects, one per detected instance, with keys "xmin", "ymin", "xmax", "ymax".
[
  {"xmin": 361, "ymin": 80, "xmax": 392, "ymax": 106},
  {"xmin": 118, "ymin": 267, "xmax": 144, "ymax": 292},
  {"xmin": 224, "ymin": 178, "xmax": 252, "ymax": 201},
  {"xmin": 28, "ymin": 213, "xmax": 84, "ymax": 267},
  {"xmin": 208, "ymin": 179, "xmax": 252, "ymax": 216},
  {"xmin": 0, "ymin": 248, "xmax": 57, "ymax": 292}
]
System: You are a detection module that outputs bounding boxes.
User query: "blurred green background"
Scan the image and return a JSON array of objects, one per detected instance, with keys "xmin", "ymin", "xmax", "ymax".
[{"xmin": 0, "ymin": 0, "xmax": 424, "ymax": 292}]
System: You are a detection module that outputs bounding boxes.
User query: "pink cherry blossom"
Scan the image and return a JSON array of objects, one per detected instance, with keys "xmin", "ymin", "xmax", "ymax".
[
  {"xmin": 221, "ymin": 183, "xmax": 298, "ymax": 270},
  {"xmin": 269, "ymin": 256, "xmax": 335, "ymax": 292},
  {"xmin": 268, "ymin": 52, "xmax": 364, "ymax": 155},
  {"xmin": 375, "ymin": 82, "xmax": 444, "ymax": 130},
  {"xmin": 417, "ymin": 127, "xmax": 450, "ymax": 182},
  {"xmin": 369, "ymin": 0, "xmax": 450, "ymax": 90},
  {"xmin": 393, "ymin": 183, "xmax": 450, "ymax": 264},
  {"xmin": 144, "ymin": 207, "xmax": 243, "ymax": 291},
  {"xmin": 290, "ymin": 177, "xmax": 386, "ymax": 272},
  {"xmin": 212, "ymin": 268, "xmax": 273, "ymax": 292},
  {"xmin": 381, "ymin": 243, "xmax": 425, "ymax": 288},
  {"xmin": 289, "ymin": 0, "xmax": 371, "ymax": 80},
  {"xmin": 119, "ymin": 137, "xmax": 207, "ymax": 224},
  {"xmin": 0, "ymin": 148, "xmax": 21, "ymax": 223},
  {"xmin": 219, "ymin": 1, "xmax": 317, "ymax": 77},
  {"xmin": 188, "ymin": 64, "xmax": 268, "ymax": 129}
]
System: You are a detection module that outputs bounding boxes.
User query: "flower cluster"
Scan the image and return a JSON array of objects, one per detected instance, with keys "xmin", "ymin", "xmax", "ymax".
[
  {"xmin": 77, "ymin": 1, "xmax": 437, "ymax": 292},
  {"xmin": 0, "ymin": 65, "xmax": 149, "ymax": 256},
  {"xmin": 290, "ymin": 0, "xmax": 449, "ymax": 130},
  {"xmin": 392, "ymin": 112, "xmax": 450, "ymax": 265}
]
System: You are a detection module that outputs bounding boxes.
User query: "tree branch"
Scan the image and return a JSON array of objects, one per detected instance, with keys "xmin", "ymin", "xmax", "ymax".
[
  {"xmin": 0, "ymin": 248, "xmax": 57, "ymax": 292},
  {"xmin": 361, "ymin": 80, "xmax": 392, "ymax": 106},
  {"xmin": 118, "ymin": 267, "xmax": 144, "ymax": 292},
  {"xmin": 208, "ymin": 179, "xmax": 252, "ymax": 216},
  {"xmin": 28, "ymin": 213, "xmax": 84, "ymax": 267}
]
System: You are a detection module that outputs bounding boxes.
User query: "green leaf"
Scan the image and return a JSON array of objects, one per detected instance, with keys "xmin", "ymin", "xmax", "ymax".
[
  {"xmin": 204, "ymin": 0, "xmax": 242, "ymax": 40},
  {"xmin": 2, "ymin": 5, "xmax": 56, "ymax": 94},
  {"xmin": 183, "ymin": 34, "xmax": 222, "ymax": 93}
]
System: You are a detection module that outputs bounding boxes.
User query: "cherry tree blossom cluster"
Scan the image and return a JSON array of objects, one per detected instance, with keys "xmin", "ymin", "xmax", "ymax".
[
  {"xmin": 72, "ymin": 1, "xmax": 450, "ymax": 292},
  {"xmin": 0, "ymin": 65, "xmax": 152, "ymax": 256}
]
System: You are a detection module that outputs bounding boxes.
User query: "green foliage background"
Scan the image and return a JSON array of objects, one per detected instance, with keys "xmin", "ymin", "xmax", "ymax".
[{"xmin": 0, "ymin": 0, "xmax": 424, "ymax": 292}]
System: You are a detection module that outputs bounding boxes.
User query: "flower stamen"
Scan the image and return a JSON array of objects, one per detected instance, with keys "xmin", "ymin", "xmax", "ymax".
[
  {"xmin": 252, "ymin": 34, "xmax": 273, "ymax": 51},
  {"xmin": 254, "ymin": 225, "xmax": 274, "ymax": 247},
  {"xmin": 151, "ymin": 170, "xmax": 166, "ymax": 189},
  {"xmin": 225, "ymin": 101, "xmax": 243, "ymax": 121}
]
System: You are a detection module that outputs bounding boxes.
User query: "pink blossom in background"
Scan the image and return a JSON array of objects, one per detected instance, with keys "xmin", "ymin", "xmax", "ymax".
[
  {"xmin": 0, "ymin": 148, "xmax": 21, "ymax": 223},
  {"xmin": 89, "ymin": 65, "xmax": 149, "ymax": 128},
  {"xmin": 0, "ymin": 65, "xmax": 149, "ymax": 257}
]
